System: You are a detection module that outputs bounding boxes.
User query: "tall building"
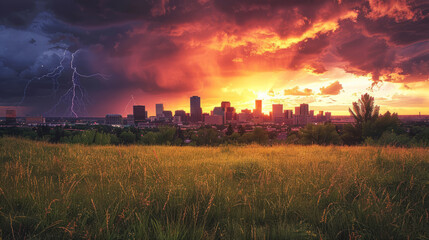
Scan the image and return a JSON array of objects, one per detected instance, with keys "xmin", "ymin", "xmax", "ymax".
[
  {"xmin": 213, "ymin": 107, "xmax": 225, "ymax": 124},
  {"xmin": 295, "ymin": 107, "xmax": 300, "ymax": 116},
  {"xmin": 300, "ymin": 103, "xmax": 309, "ymax": 116},
  {"xmin": 221, "ymin": 101, "xmax": 231, "ymax": 110},
  {"xmin": 309, "ymin": 110, "xmax": 314, "ymax": 117},
  {"xmin": 254, "ymin": 100, "xmax": 262, "ymax": 115},
  {"xmin": 284, "ymin": 110, "xmax": 293, "ymax": 119},
  {"xmin": 325, "ymin": 112, "xmax": 332, "ymax": 121},
  {"xmin": 225, "ymin": 107, "xmax": 235, "ymax": 121},
  {"xmin": 190, "ymin": 96, "xmax": 202, "ymax": 122},
  {"xmin": 156, "ymin": 104, "xmax": 164, "ymax": 118},
  {"xmin": 5, "ymin": 109, "xmax": 16, "ymax": 125},
  {"xmin": 272, "ymin": 104, "xmax": 284, "ymax": 123},
  {"xmin": 133, "ymin": 105, "xmax": 146, "ymax": 124}
]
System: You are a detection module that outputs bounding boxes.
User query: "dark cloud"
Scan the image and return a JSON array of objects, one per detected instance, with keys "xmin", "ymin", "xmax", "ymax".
[
  {"xmin": 0, "ymin": 0, "xmax": 37, "ymax": 27},
  {"xmin": 0, "ymin": 0, "xmax": 428, "ymax": 116}
]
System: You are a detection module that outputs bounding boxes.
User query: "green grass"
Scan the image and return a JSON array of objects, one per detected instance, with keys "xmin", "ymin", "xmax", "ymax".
[{"xmin": 0, "ymin": 137, "xmax": 429, "ymax": 239}]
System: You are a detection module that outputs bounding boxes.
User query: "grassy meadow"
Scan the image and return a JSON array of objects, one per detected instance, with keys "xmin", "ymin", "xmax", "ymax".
[{"xmin": 0, "ymin": 137, "xmax": 429, "ymax": 239}]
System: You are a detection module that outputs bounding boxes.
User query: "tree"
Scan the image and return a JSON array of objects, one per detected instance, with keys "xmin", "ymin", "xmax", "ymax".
[
  {"xmin": 300, "ymin": 123, "xmax": 341, "ymax": 145},
  {"xmin": 343, "ymin": 93, "xmax": 380, "ymax": 144},
  {"xmin": 349, "ymin": 93, "xmax": 379, "ymax": 127},
  {"xmin": 226, "ymin": 124, "xmax": 234, "ymax": 136}
]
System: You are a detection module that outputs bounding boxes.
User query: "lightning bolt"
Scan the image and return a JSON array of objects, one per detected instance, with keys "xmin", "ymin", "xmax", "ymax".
[
  {"xmin": 122, "ymin": 94, "xmax": 136, "ymax": 116},
  {"xmin": 17, "ymin": 50, "xmax": 67, "ymax": 106},
  {"xmin": 45, "ymin": 49, "xmax": 108, "ymax": 117}
]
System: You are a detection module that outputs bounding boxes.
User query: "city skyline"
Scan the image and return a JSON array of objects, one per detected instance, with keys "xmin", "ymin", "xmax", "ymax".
[{"xmin": 0, "ymin": 1, "xmax": 428, "ymax": 117}]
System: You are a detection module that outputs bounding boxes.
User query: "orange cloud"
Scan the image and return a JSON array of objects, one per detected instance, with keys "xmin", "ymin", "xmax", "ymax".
[
  {"xmin": 320, "ymin": 81, "xmax": 343, "ymax": 95},
  {"xmin": 284, "ymin": 86, "xmax": 313, "ymax": 96}
]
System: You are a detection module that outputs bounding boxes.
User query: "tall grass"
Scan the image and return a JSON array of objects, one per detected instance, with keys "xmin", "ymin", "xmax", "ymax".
[{"xmin": 0, "ymin": 137, "xmax": 428, "ymax": 239}]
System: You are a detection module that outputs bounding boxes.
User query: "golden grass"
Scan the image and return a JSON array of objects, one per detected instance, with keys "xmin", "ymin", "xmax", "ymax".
[{"xmin": 0, "ymin": 137, "xmax": 428, "ymax": 239}]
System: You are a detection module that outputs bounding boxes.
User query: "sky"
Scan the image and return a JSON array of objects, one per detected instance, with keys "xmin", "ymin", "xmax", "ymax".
[{"xmin": 0, "ymin": 0, "xmax": 428, "ymax": 117}]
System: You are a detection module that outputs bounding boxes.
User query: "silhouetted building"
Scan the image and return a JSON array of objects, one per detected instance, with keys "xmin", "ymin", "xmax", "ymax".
[
  {"xmin": 126, "ymin": 114, "xmax": 135, "ymax": 126},
  {"xmin": 190, "ymin": 96, "xmax": 202, "ymax": 122},
  {"xmin": 300, "ymin": 104, "xmax": 309, "ymax": 116},
  {"xmin": 174, "ymin": 110, "xmax": 187, "ymax": 122},
  {"xmin": 105, "ymin": 114, "xmax": 123, "ymax": 125},
  {"xmin": 225, "ymin": 107, "xmax": 235, "ymax": 121},
  {"xmin": 272, "ymin": 104, "xmax": 284, "ymax": 123},
  {"xmin": 221, "ymin": 101, "xmax": 231, "ymax": 110},
  {"xmin": 163, "ymin": 111, "xmax": 173, "ymax": 120},
  {"xmin": 284, "ymin": 110, "xmax": 293, "ymax": 119},
  {"xmin": 309, "ymin": 110, "xmax": 314, "ymax": 117},
  {"xmin": 133, "ymin": 105, "xmax": 146, "ymax": 124},
  {"xmin": 5, "ymin": 109, "xmax": 16, "ymax": 125},
  {"xmin": 213, "ymin": 106, "xmax": 225, "ymax": 124},
  {"xmin": 325, "ymin": 112, "xmax": 331, "ymax": 121},
  {"xmin": 25, "ymin": 116, "xmax": 45, "ymax": 125},
  {"xmin": 156, "ymin": 104, "xmax": 164, "ymax": 118},
  {"xmin": 295, "ymin": 107, "xmax": 300, "ymax": 116},
  {"xmin": 254, "ymin": 100, "xmax": 262, "ymax": 116}
]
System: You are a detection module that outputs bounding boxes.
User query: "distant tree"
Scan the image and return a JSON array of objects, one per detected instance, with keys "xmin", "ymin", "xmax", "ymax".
[
  {"xmin": 193, "ymin": 128, "xmax": 220, "ymax": 146},
  {"xmin": 238, "ymin": 125, "xmax": 246, "ymax": 136},
  {"xmin": 252, "ymin": 127, "xmax": 269, "ymax": 144},
  {"xmin": 300, "ymin": 123, "xmax": 341, "ymax": 145},
  {"xmin": 226, "ymin": 124, "xmax": 234, "ymax": 136},
  {"xmin": 119, "ymin": 131, "xmax": 136, "ymax": 145}
]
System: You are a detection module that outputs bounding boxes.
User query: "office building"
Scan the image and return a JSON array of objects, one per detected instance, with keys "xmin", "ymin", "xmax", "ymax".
[
  {"xmin": 295, "ymin": 107, "xmax": 300, "ymax": 116},
  {"xmin": 5, "ymin": 109, "xmax": 16, "ymax": 124},
  {"xmin": 325, "ymin": 112, "xmax": 332, "ymax": 121},
  {"xmin": 190, "ymin": 96, "xmax": 202, "ymax": 122},
  {"xmin": 221, "ymin": 101, "xmax": 231, "ymax": 110},
  {"xmin": 284, "ymin": 110, "xmax": 293, "ymax": 119},
  {"xmin": 126, "ymin": 114, "xmax": 135, "ymax": 126},
  {"xmin": 174, "ymin": 110, "xmax": 187, "ymax": 122},
  {"xmin": 163, "ymin": 111, "xmax": 173, "ymax": 120},
  {"xmin": 133, "ymin": 105, "xmax": 146, "ymax": 124},
  {"xmin": 105, "ymin": 114, "xmax": 123, "ymax": 125},
  {"xmin": 254, "ymin": 100, "xmax": 262, "ymax": 116},
  {"xmin": 300, "ymin": 103, "xmax": 309, "ymax": 116},
  {"xmin": 156, "ymin": 104, "xmax": 164, "ymax": 118},
  {"xmin": 272, "ymin": 104, "xmax": 284, "ymax": 123},
  {"xmin": 225, "ymin": 107, "xmax": 235, "ymax": 121}
]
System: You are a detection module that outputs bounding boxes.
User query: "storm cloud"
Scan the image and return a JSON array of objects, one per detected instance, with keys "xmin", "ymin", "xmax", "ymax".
[{"xmin": 0, "ymin": 0, "xmax": 428, "ymax": 116}]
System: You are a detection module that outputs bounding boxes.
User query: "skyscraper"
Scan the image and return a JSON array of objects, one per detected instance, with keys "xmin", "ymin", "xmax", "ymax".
[
  {"xmin": 221, "ymin": 101, "xmax": 231, "ymax": 110},
  {"xmin": 272, "ymin": 104, "xmax": 284, "ymax": 123},
  {"xmin": 156, "ymin": 104, "xmax": 164, "ymax": 118},
  {"xmin": 284, "ymin": 110, "xmax": 293, "ymax": 119},
  {"xmin": 254, "ymin": 100, "xmax": 262, "ymax": 115},
  {"xmin": 295, "ymin": 107, "xmax": 300, "ymax": 116},
  {"xmin": 190, "ymin": 96, "xmax": 202, "ymax": 122},
  {"xmin": 133, "ymin": 105, "xmax": 146, "ymax": 124},
  {"xmin": 300, "ymin": 104, "xmax": 309, "ymax": 116}
]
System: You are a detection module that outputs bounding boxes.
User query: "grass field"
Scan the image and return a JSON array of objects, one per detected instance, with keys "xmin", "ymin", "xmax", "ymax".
[{"xmin": 0, "ymin": 137, "xmax": 429, "ymax": 239}]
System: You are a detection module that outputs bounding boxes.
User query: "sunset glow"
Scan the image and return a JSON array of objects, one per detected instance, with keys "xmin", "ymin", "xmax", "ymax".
[{"xmin": 0, "ymin": 0, "xmax": 428, "ymax": 117}]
